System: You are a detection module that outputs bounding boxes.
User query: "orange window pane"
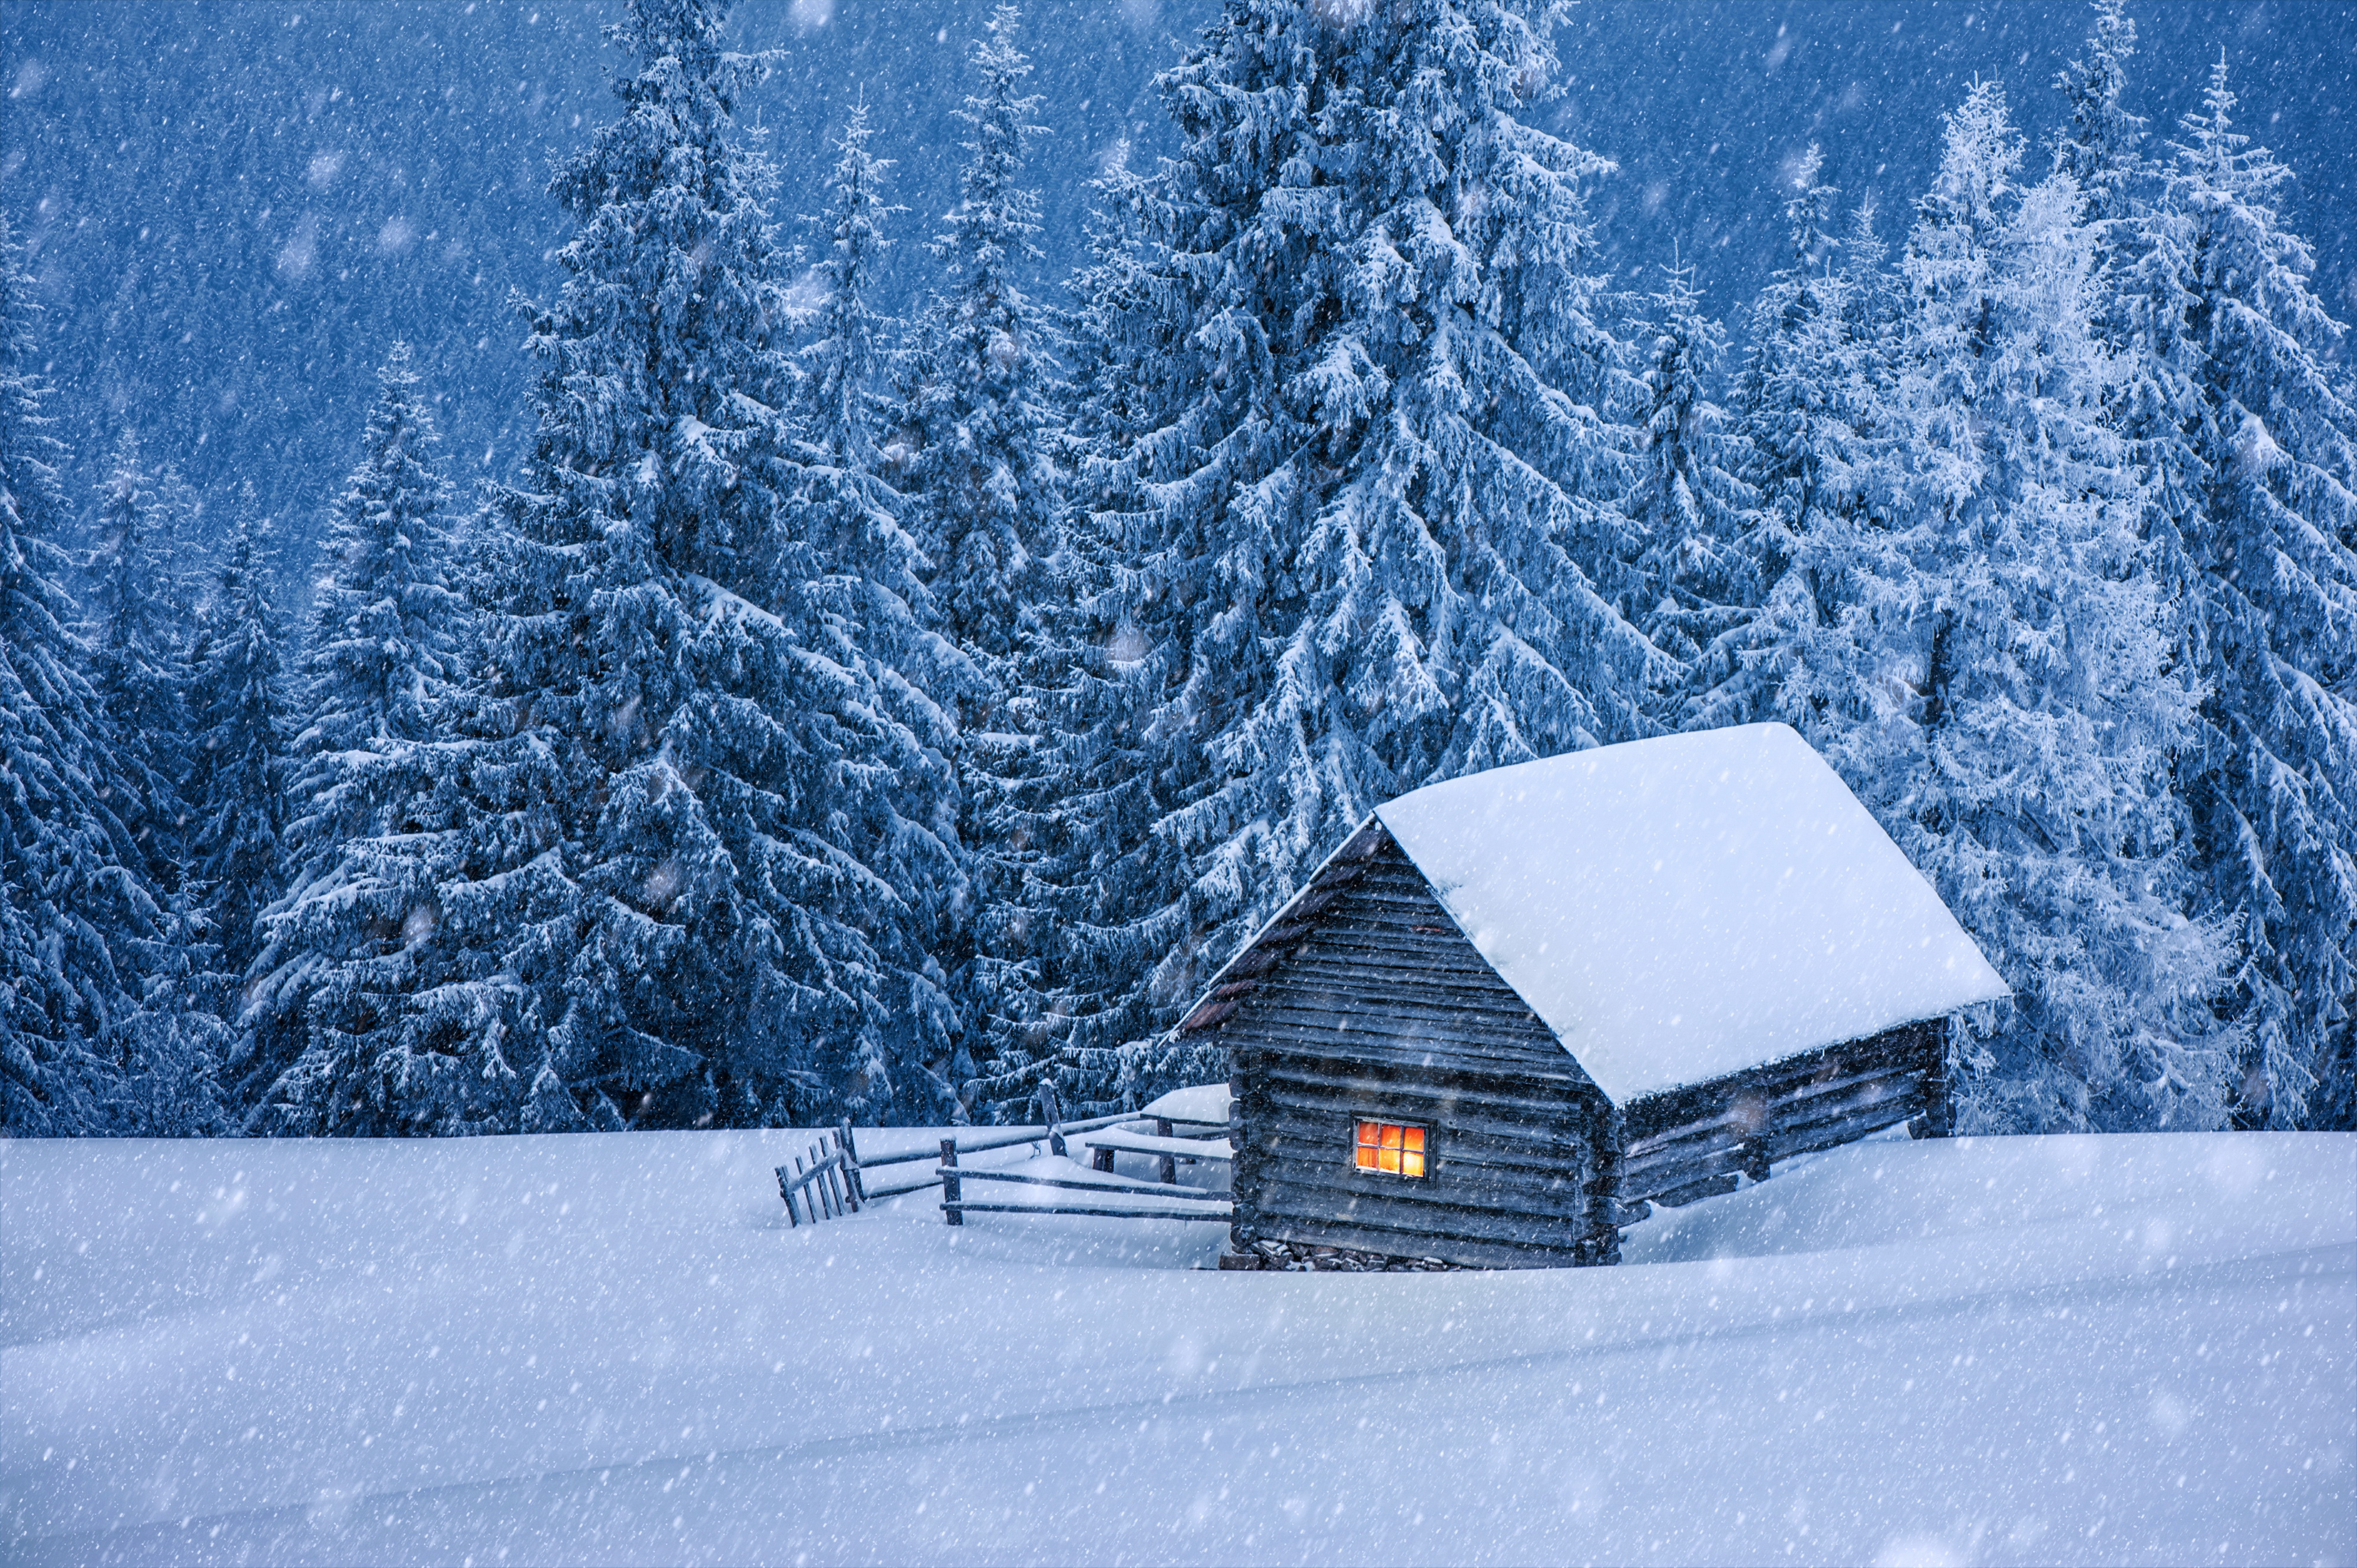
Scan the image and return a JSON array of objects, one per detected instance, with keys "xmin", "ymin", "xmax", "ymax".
[{"xmin": 1353, "ymin": 1120, "xmax": 1428, "ymax": 1178}]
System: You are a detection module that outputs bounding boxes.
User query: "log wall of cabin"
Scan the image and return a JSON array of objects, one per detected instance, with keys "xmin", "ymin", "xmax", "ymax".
[
  {"xmin": 1618, "ymin": 1017, "xmax": 1949, "ymax": 1209},
  {"xmin": 1211, "ymin": 838, "xmax": 1618, "ymax": 1269}
]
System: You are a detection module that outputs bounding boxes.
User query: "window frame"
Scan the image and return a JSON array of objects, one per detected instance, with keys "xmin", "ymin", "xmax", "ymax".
[{"xmin": 1352, "ymin": 1117, "xmax": 1431, "ymax": 1180}]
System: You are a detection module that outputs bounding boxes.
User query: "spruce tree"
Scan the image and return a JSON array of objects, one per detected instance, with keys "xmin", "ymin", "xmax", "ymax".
[
  {"xmin": 2153, "ymin": 62, "xmax": 2357, "ymax": 1128},
  {"xmin": 1623, "ymin": 263, "xmax": 1755, "ymax": 679},
  {"xmin": 892, "ymin": 7, "xmax": 1068, "ymax": 1115},
  {"xmin": 1701, "ymin": 150, "xmax": 1898, "ymax": 732},
  {"xmin": 86, "ymin": 429, "xmax": 193, "ymax": 894},
  {"xmin": 184, "ymin": 487, "xmax": 293, "ymax": 985},
  {"xmin": 897, "ymin": 5, "xmax": 1062, "ymax": 669},
  {"xmin": 794, "ymin": 104, "xmax": 969, "ymax": 1124},
  {"xmin": 0, "ymin": 212, "xmax": 157, "ymax": 1134},
  {"xmin": 259, "ymin": 2, "xmax": 967, "ymax": 1134},
  {"xmin": 1037, "ymin": 0, "xmax": 1660, "ymax": 1107},
  {"xmin": 239, "ymin": 344, "xmax": 470, "ymax": 1117},
  {"xmin": 1785, "ymin": 83, "xmax": 2233, "ymax": 1131}
]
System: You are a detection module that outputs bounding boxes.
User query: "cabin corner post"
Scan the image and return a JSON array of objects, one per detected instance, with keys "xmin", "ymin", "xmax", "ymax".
[
  {"xmin": 1226, "ymin": 1053, "xmax": 1260, "ymax": 1253},
  {"xmin": 1912, "ymin": 1015, "xmax": 1956, "ymax": 1139},
  {"xmin": 1585, "ymin": 1104, "xmax": 1626, "ymax": 1266}
]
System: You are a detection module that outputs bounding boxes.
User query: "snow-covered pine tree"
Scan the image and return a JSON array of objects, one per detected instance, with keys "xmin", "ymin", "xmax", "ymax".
[
  {"xmin": 896, "ymin": 5, "xmax": 1062, "ymax": 669},
  {"xmin": 237, "ymin": 342, "xmax": 471, "ymax": 1117},
  {"xmin": 1698, "ymin": 148, "xmax": 1899, "ymax": 731},
  {"xmin": 2050, "ymin": 0, "xmax": 2147, "ymax": 225},
  {"xmin": 256, "ymin": 2, "xmax": 968, "ymax": 1136},
  {"xmin": 1623, "ymin": 263, "xmax": 1755, "ymax": 680},
  {"xmin": 2151, "ymin": 61, "xmax": 2357, "ymax": 1128},
  {"xmin": 793, "ymin": 103, "xmax": 970, "ymax": 1124},
  {"xmin": 86, "ymin": 429, "xmax": 193, "ymax": 896},
  {"xmin": 0, "ymin": 210, "xmax": 159, "ymax": 1134},
  {"xmin": 890, "ymin": 6, "xmax": 1068, "ymax": 1115},
  {"xmin": 960, "ymin": 158, "xmax": 1169, "ymax": 1121},
  {"xmin": 1790, "ymin": 82, "xmax": 2233, "ymax": 1131},
  {"xmin": 184, "ymin": 487, "xmax": 292, "ymax": 986},
  {"xmin": 1038, "ymin": 0, "xmax": 1661, "ymax": 1107}
]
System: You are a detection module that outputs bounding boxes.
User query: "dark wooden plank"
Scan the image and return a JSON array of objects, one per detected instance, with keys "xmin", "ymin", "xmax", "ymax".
[
  {"xmin": 1622, "ymin": 1147, "xmax": 1744, "ymax": 1202},
  {"xmin": 1248, "ymin": 1191, "xmax": 1592, "ymax": 1255},
  {"xmin": 1647, "ymin": 1171, "xmax": 1741, "ymax": 1208},
  {"xmin": 1246, "ymin": 1094, "xmax": 1593, "ymax": 1161},
  {"xmin": 1224, "ymin": 1017, "xmax": 1578, "ymax": 1078},
  {"xmin": 1252, "ymin": 1163, "xmax": 1594, "ymax": 1223},
  {"xmin": 1243, "ymin": 1057, "xmax": 1598, "ymax": 1118},
  {"xmin": 1620, "ymin": 1019, "xmax": 1943, "ymax": 1140}
]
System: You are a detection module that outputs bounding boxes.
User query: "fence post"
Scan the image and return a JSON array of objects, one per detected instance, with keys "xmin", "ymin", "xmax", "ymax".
[
  {"xmin": 940, "ymin": 1138, "xmax": 962, "ymax": 1226},
  {"xmin": 1037, "ymin": 1081, "xmax": 1067, "ymax": 1158},
  {"xmin": 776, "ymin": 1163, "xmax": 800, "ymax": 1227},
  {"xmin": 1156, "ymin": 1117, "xmax": 1177, "ymax": 1184},
  {"xmin": 839, "ymin": 1118, "xmax": 865, "ymax": 1205}
]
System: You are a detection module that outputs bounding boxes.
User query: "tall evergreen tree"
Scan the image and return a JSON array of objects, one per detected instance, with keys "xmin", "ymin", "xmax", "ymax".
[
  {"xmin": 1035, "ymin": 0, "xmax": 1660, "ymax": 1107},
  {"xmin": 892, "ymin": 7, "xmax": 1068, "ymax": 1115},
  {"xmin": 185, "ymin": 486, "xmax": 292, "ymax": 984},
  {"xmin": 2049, "ymin": 0, "xmax": 2147, "ymax": 223},
  {"xmin": 896, "ymin": 5, "xmax": 1063, "ymax": 669},
  {"xmin": 0, "ymin": 212, "xmax": 157, "ymax": 1134},
  {"xmin": 1782, "ymin": 83, "xmax": 2233, "ymax": 1131},
  {"xmin": 239, "ymin": 344, "xmax": 469, "ymax": 1115},
  {"xmin": 1701, "ymin": 149, "xmax": 1899, "ymax": 731},
  {"xmin": 1622, "ymin": 263, "xmax": 1755, "ymax": 677},
  {"xmin": 795, "ymin": 104, "xmax": 970, "ymax": 1123},
  {"xmin": 260, "ymin": 2, "xmax": 966, "ymax": 1134},
  {"xmin": 963, "ymin": 159, "xmax": 1167, "ymax": 1120},
  {"xmin": 2150, "ymin": 62, "xmax": 2357, "ymax": 1128},
  {"xmin": 86, "ymin": 428, "xmax": 193, "ymax": 894}
]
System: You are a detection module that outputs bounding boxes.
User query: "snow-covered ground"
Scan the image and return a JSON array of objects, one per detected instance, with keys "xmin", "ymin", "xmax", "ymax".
[{"xmin": 4, "ymin": 1128, "xmax": 2349, "ymax": 1566}]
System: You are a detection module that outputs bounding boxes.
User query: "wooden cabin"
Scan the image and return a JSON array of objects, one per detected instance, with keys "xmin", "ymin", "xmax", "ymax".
[{"xmin": 1181, "ymin": 724, "xmax": 2010, "ymax": 1270}]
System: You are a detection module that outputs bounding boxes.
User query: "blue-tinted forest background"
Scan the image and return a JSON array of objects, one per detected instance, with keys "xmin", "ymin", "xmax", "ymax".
[{"xmin": 4, "ymin": 0, "xmax": 2351, "ymax": 553}]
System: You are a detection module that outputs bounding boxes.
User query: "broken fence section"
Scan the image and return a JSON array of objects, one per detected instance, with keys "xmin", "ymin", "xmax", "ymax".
[{"xmin": 775, "ymin": 1123, "xmax": 866, "ymax": 1227}]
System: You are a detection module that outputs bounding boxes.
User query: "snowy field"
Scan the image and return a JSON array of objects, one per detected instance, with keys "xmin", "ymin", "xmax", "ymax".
[{"xmin": 3, "ymin": 1128, "xmax": 2349, "ymax": 1567}]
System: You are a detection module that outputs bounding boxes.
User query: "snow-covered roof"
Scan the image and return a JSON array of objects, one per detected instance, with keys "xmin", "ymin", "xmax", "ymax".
[{"xmin": 1371, "ymin": 724, "xmax": 2009, "ymax": 1103}]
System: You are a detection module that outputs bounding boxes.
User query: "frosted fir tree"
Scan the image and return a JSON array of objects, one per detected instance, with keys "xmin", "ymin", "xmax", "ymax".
[
  {"xmin": 1699, "ymin": 150, "xmax": 1902, "ymax": 732},
  {"xmin": 237, "ymin": 344, "xmax": 470, "ymax": 1113},
  {"xmin": 1623, "ymin": 263, "xmax": 1755, "ymax": 678},
  {"xmin": 255, "ymin": 0, "xmax": 966, "ymax": 1135},
  {"xmin": 0, "ymin": 212, "xmax": 159, "ymax": 1134},
  {"xmin": 85, "ymin": 429, "xmax": 193, "ymax": 893},
  {"xmin": 794, "ymin": 104, "xmax": 970, "ymax": 1123},
  {"xmin": 890, "ymin": 7, "xmax": 1068, "ymax": 1110},
  {"xmin": 1791, "ymin": 83, "xmax": 2233, "ymax": 1132},
  {"xmin": 2049, "ymin": 0, "xmax": 2147, "ymax": 225},
  {"xmin": 960, "ymin": 161, "xmax": 1167, "ymax": 1120},
  {"xmin": 2149, "ymin": 62, "xmax": 2357, "ymax": 1128},
  {"xmin": 896, "ymin": 5, "xmax": 1063, "ymax": 669},
  {"xmin": 184, "ymin": 487, "xmax": 292, "ymax": 984},
  {"xmin": 1035, "ymin": 0, "xmax": 1661, "ymax": 1106}
]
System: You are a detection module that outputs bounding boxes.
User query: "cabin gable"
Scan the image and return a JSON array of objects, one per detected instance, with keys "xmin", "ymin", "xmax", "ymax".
[{"xmin": 1198, "ymin": 829, "xmax": 1619, "ymax": 1269}]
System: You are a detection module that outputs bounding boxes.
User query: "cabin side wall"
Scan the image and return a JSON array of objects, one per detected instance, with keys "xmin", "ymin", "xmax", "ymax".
[
  {"xmin": 1619, "ymin": 1016, "xmax": 1950, "ymax": 1209},
  {"xmin": 1213, "ymin": 840, "xmax": 1618, "ymax": 1269}
]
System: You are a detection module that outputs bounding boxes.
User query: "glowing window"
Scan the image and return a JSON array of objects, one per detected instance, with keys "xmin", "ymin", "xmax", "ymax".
[{"xmin": 1354, "ymin": 1120, "xmax": 1428, "ymax": 1179}]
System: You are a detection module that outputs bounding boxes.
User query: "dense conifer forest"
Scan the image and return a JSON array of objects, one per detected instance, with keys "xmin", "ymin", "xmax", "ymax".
[{"xmin": 2, "ymin": 0, "xmax": 2352, "ymax": 1137}]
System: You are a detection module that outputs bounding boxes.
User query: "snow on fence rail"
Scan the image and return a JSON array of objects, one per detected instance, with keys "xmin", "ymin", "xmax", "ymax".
[
  {"xmin": 776, "ymin": 1086, "xmax": 1237, "ymax": 1227},
  {"xmin": 935, "ymin": 1140, "xmax": 1234, "ymax": 1226}
]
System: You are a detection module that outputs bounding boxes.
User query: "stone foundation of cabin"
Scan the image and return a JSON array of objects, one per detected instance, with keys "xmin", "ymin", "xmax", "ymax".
[{"xmin": 1216, "ymin": 1237, "xmax": 1476, "ymax": 1272}]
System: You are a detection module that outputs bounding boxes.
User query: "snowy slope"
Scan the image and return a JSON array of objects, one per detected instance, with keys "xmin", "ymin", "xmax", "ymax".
[{"xmin": 3, "ymin": 1129, "xmax": 2349, "ymax": 1566}]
